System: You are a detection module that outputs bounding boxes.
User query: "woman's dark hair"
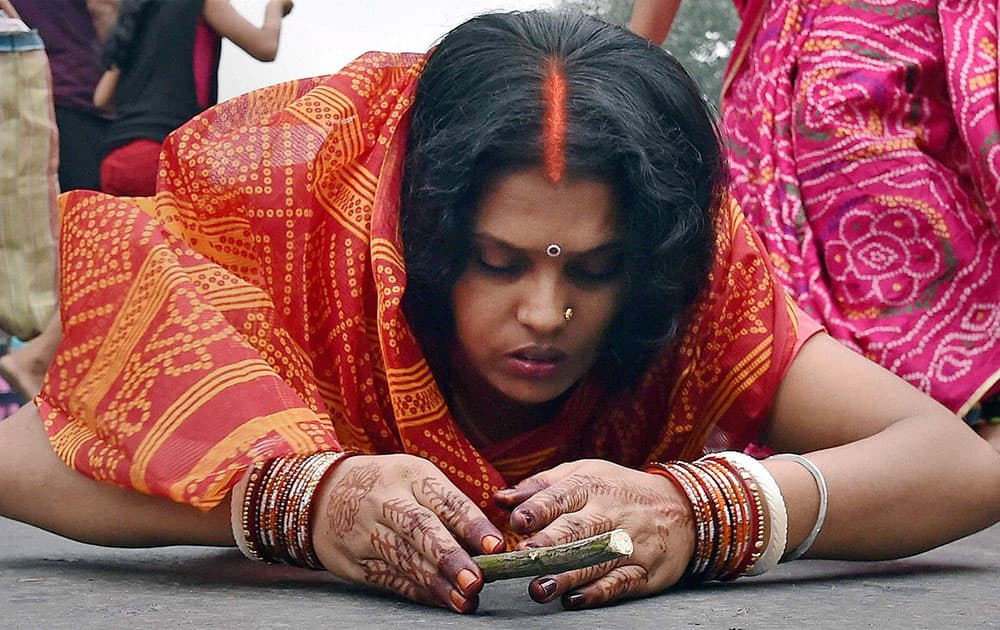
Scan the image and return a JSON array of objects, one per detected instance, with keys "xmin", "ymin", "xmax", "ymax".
[
  {"xmin": 100, "ymin": 0, "xmax": 155, "ymax": 70},
  {"xmin": 400, "ymin": 10, "xmax": 727, "ymax": 389}
]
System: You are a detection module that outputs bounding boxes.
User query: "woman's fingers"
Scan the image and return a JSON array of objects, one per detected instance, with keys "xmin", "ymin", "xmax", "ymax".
[
  {"xmin": 413, "ymin": 474, "xmax": 506, "ymax": 555},
  {"xmin": 515, "ymin": 512, "xmax": 615, "ymax": 550},
  {"xmin": 378, "ymin": 462, "xmax": 507, "ymax": 608},
  {"xmin": 359, "ymin": 523, "xmax": 479, "ymax": 613},
  {"xmin": 404, "ymin": 468, "xmax": 506, "ymax": 594},
  {"xmin": 313, "ymin": 455, "xmax": 495, "ymax": 612},
  {"xmin": 560, "ymin": 564, "xmax": 650, "ymax": 610},
  {"xmin": 356, "ymin": 557, "xmax": 438, "ymax": 608},
  {"xmin": 379, "ymin": 496, "xmax": 483, "ymax": 597},
  {"xmin": 506, "ymin": 472, "xmax": 605, "ymax": 534},
  {"xmin": 527, "ymin": 563, "xmax": 651, "ymax": 609},
  {"xmin": 498, "ymin": 462, "xmax": 693, "ymax": 609},
  {"xmin": 526, "ymin": 559, "xmax": 623, "ymax": 603},
  {"xmin": 493, "ymin": 472, "xmax": 554, "ymax": 507}
]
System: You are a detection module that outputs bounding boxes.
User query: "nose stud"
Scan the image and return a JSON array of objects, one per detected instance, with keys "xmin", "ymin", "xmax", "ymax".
[{"xmin": 563, "ymin": 307, "xmax": 574, "ymax": 322}]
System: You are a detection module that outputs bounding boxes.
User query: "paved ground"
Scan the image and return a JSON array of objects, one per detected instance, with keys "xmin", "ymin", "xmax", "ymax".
[{"xmin": 1, "ymin": 516, "xmax": 997, "ymax": 629}]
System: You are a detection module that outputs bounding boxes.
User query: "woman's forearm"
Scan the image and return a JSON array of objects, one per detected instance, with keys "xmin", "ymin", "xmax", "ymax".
[
  {"xmin": 202, "ymin": 0, "xmax": 290, "ymax": 62},
  {"xmin": 93, "ymin": 67, "xmax": 119, "ymax": 110},
  {"xmin": 763, "ymin": 333, "xmax": 1000, "ymax": 560},
  {"xmin": 628, "ymin": 0, "xmax": 683, "ymax": 45},
  {"xmin": 768, "ymin": 414, "xmax": 1000, "ymax": 560},
  {"xmin": 0, "ymin": 403, "xmax": 233, "ymax": 547}
]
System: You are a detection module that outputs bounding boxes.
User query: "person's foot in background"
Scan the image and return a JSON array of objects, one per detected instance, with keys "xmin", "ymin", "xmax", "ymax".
[
  {"xmin": 0, "ymin": 336, "xmax": 25, "ymax": 420},
  {"xmin": 0, "ymin": 314, "xmax": 61, "ymax": 401}
]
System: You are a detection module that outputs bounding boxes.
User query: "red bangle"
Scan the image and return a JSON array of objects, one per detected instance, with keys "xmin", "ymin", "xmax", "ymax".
[{"xmin": 236, "ymin": 450, "xmax": 356, "ymax": 569}]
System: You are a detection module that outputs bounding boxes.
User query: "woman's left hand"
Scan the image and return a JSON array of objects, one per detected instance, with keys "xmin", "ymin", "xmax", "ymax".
[{"xmin": 493, "ymin": 459, "xmax": 695, "ymax": 609}]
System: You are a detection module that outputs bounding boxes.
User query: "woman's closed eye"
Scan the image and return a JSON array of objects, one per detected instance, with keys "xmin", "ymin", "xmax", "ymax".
[
  {"xmin": 470, "ymin": 236, "xmax": 623, "ymax": 285},
  {"xmin": 566, "ymin": 252, "xmax": 623, "ymax": 285},
  {"xmin": 474, "ymin": 248, "xmax": 529, "ymax": 277}
]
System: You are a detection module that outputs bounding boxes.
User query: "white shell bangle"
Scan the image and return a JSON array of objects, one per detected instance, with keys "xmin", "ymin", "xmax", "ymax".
[{"xmin": 714, "ymin": 451, "xmax": 788, "ymax": 576}]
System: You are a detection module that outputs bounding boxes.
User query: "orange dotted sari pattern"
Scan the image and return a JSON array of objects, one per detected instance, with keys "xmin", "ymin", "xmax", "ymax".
[{"xmin": 38, "ymin": 53, "xmax": 814, "ymax": 526}]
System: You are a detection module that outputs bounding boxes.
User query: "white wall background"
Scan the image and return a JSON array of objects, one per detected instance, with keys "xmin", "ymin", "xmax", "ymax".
[{"xmin": 219, "ymin": 0, "xmax": 559, "ymax": 100}]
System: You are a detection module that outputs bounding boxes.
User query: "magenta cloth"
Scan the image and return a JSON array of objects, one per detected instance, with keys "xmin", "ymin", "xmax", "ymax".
[
  {"xmin": 193, "ymin": 16, "xmax": 221, "ymax": 110},
  {"xmin": 0, "ymin": 376, "xmax": 22, "ymax": 421},
  {"xmin": 721, "ymin": 0, "xmax": 1000, "ymax": 415}
]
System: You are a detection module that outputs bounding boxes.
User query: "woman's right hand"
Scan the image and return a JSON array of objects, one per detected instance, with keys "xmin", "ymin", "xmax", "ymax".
[{"xmin": 311, "ymin": 454, "xmax": 506, "ymax": 613}]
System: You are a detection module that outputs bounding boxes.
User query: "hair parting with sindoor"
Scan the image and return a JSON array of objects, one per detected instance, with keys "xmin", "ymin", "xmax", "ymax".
[{"xmin": 400, "ymin": 10, "xmax": 727, "ymax": 389}]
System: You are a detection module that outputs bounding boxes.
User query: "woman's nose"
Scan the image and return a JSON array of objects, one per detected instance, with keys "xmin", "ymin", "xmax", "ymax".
[{"xmin": 515, "ymin": 275, "xmax": 568, "ymax": 334}]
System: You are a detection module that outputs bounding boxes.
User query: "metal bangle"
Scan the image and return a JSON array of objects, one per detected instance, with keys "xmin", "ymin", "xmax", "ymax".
[{"xmin": 772, "ymin": 453, "xmax": 828, "ymax": 562}]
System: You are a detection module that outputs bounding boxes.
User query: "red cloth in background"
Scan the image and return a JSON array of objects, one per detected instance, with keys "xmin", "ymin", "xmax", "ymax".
[{"xmin": 99, "ymin": 138, "xmax": 160, "ymax": 196}]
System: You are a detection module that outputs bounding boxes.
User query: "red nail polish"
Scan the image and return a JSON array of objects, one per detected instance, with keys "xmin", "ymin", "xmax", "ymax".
[
  {"xmin": 456, "ymin": 568, "xmax": 478, "ymax": 594},
  {"xmin": 482, "ymin": 534, "xmax": 505, "ymax": 553},
  {"xmin": 519, "ymin": 511, "xmax": 534, "ymax": 527},
  {"xmin": 564, "ymin": 592, "xmax": 585, "ymax": 609},
  {"xmin": 538, "ymin": 577, "xmax": 557, "ymax": 597},
  {"xmin": 449, "ymin": 588, "xmax": 466, "ymax": 611}
]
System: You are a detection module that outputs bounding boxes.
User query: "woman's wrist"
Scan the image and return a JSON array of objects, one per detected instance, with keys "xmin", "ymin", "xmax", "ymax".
[
  {"xmin": 645, "ymin": 450, "xmax": 788, "ymax": 584},
  {"xmin": 264, "ymin": 0, "xmax": 290, "ymax": 22},
  {"xmin": 230, "ymin": 460, "xmax": 258, "ymax": 555},
  {"xmin": 231, "ymin": 450, "xmax": 356, "ymax": 568},
  {"xmin": 710, "ymin": 452, "xmax": 787, "ymax": 575},
  {"xmin": 770, "ymin": 453, "xmax": 828, "ymax": 562}
]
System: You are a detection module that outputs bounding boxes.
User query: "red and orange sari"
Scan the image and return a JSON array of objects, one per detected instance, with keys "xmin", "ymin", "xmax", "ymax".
[
  {"xmin": 38, "ymin": 52, "xmax": 818, "ymax": 528},
  {"xmin": 722, "ymin": 0, "xmax": 1000, "ymax": 415}
]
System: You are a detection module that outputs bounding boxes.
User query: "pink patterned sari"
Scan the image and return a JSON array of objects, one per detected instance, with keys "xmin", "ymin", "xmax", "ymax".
[{"xmin": 722, "ymin": 0, "xmax": 1000, "ymax": 415}]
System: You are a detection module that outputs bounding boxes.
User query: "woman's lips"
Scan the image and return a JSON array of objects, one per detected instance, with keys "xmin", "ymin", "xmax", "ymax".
[{"xmin": 504, "ymin": 347, "xmax": 566, "ymax": 378}]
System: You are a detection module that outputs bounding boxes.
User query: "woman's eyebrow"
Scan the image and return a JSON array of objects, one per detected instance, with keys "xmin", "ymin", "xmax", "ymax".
[{"xmin": 472, "ymin": 232, "xmax": 622, "ymax": 256}]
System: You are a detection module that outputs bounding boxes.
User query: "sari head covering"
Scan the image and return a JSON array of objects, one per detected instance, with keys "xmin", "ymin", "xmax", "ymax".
[{"xmin": 38, "ymin": 49, "xmax": 816, "ymax": 530}]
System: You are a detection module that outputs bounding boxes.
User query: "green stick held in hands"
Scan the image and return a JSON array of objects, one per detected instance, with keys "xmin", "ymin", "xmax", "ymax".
[{"xmin": 473, "ymin": 529, "xmax": 634, "ymax": 582}]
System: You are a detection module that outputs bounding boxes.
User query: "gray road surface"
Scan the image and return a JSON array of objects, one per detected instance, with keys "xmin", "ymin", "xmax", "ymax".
[{"xmin": 1, "ymin": 517, "xmax": 997, "ymax": 629}]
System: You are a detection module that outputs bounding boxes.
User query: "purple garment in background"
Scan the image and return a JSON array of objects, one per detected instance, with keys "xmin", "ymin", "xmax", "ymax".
[
  {"xmin": 14, "ymin": 0, "xmax": 104, "ymax": 114},
  {"xmin": 0, "ymin": 375, "xmax": 24, "ymax": 421}
]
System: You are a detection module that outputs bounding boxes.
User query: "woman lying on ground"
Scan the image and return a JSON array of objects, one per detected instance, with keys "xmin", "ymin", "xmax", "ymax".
[{"xmin": 0, "ymin": 9, "xmax": 998, "ymax": 614}]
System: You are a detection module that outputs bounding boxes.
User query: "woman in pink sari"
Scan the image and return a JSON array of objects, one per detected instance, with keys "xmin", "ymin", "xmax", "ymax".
[{"xmin": 631, "ymin": 0, "xmax": 1000, "ymax": 439}]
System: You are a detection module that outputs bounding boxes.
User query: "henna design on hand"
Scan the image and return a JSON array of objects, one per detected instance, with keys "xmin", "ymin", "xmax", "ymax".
[
  {"xmin": 420, "ymin": 476, "xmax": 468, "ymax": 517},
  {"xmin": 569, "ymin": 512, "xmax": 615, "ymax": 535},
  {"xmin": 359, "ymin": 556, "xmax": 434, "ymax": 605},
  {"xmin": 595, "ymin": 564, "xmax": 648, "ymax": 603},
  {"xmin": 326, "ymin": 462, "xmax": 380, "ymax": 536},
  {"xmin": 571, "ymin": 558, "xmax": 623, "ymax": 585},
  {"xmin": 382, "ymin": 497, "xmax": 451, "ymax": 559},
  {"xmin": 523, "ymin": 512, "xmax": 615, "ymax": 549},
  {"xmin": 368, "ymin": 528, "xmax": 428, "ymax": 585},
  {"xmin": 518, "ymin": 474, "xmax": 663, "ymax": 528},
  {"xmin": 521, "ymin": 472, "xmax": 689, "ymax": 556},
  {"xmin": 419, "ymin": 476, "xmax": 476, "ymax": 536},
  {"xmin": 360, "ymin": 557, "xmax": 421, "ymax": 598},
  {"xmin": 653, "ymin": 507, "xmax": 691, "ymax": 554}
]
